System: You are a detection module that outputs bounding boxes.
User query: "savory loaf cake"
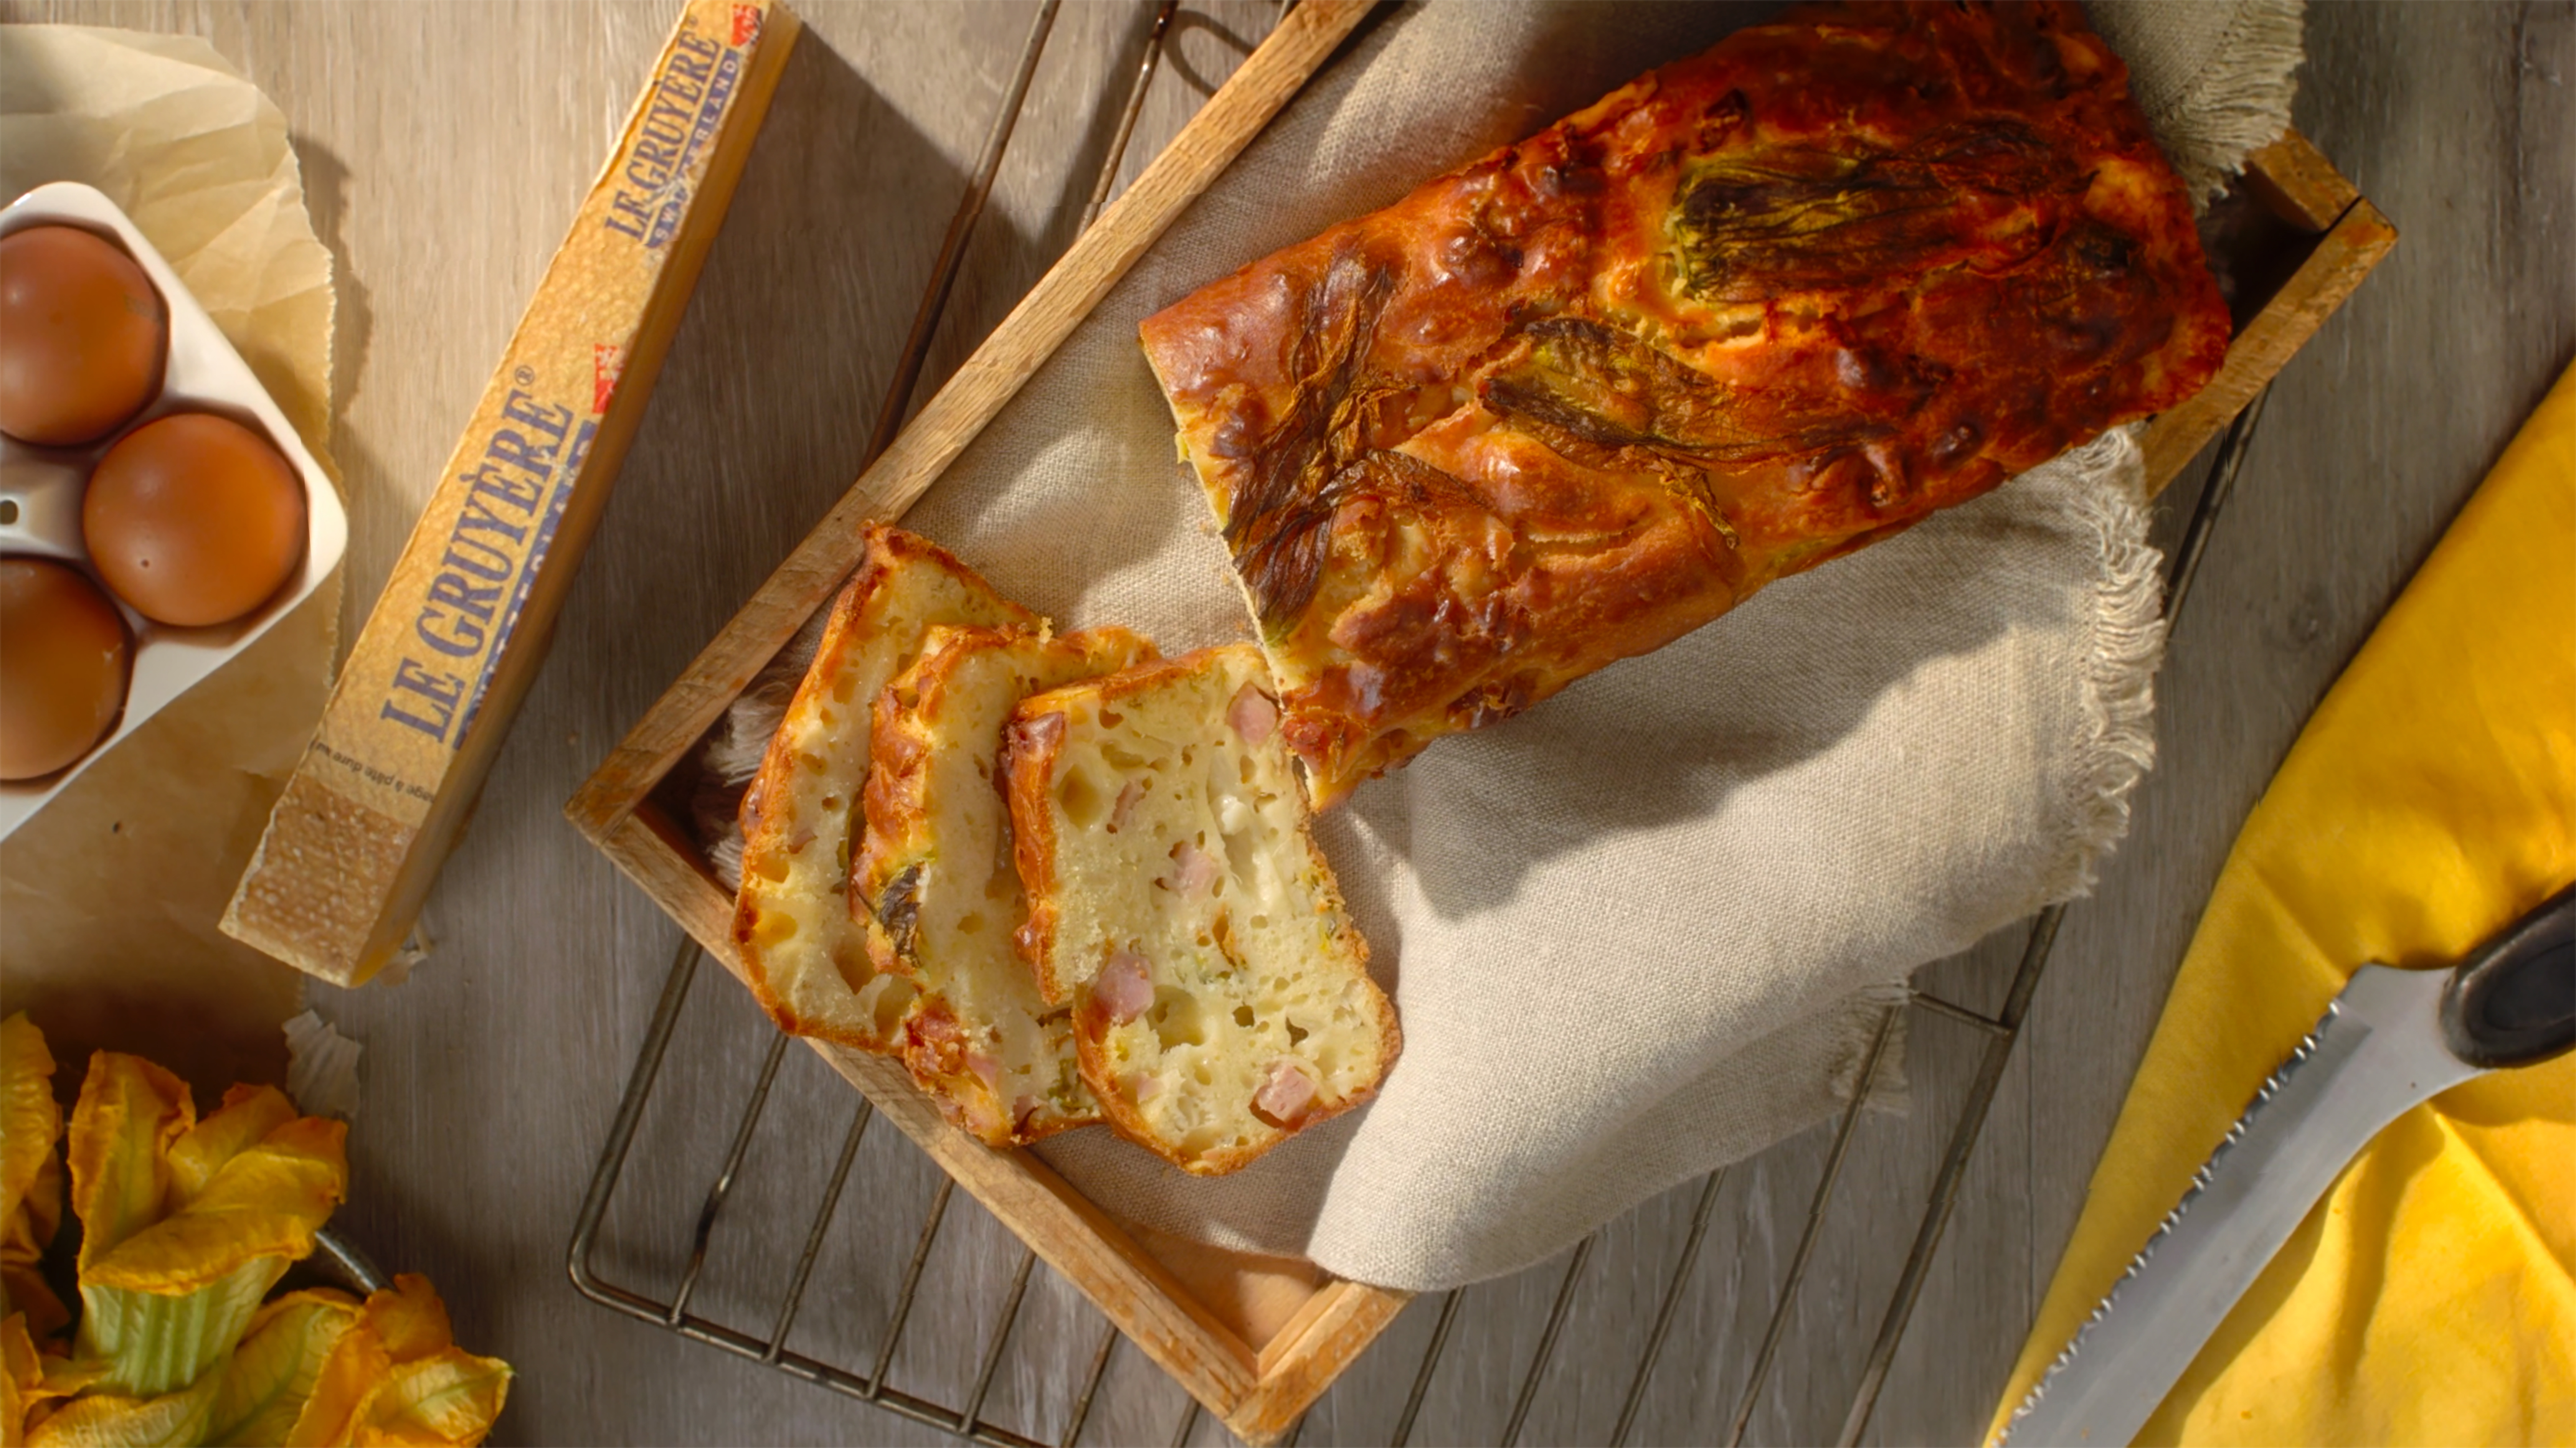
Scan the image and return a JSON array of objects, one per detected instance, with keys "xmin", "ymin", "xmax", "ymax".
[
  {"xmin": 1138, "ymin": 0, "xmax": 2232, "ymax": 806},
  {"xmin": 856, "ymin": 623, "xmax": 1158, "ymax": 1144},
  {"xmin": 733, "ymin": 527, "xmax": 1035, "ymax": 1051},
  {"xmin": 1003, "ymin": 644, "xmax": 1399, "ymax": 1174}
]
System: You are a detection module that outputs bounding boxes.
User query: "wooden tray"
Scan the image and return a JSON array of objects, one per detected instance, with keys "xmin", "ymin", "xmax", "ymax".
[
  {"xmin": 2141, "ymin": 132, "xmax": 2397, "ymax": 492},
  {"xmin": 563, "ymin": 8, "xmax": 2394, "ymax": 1426}
]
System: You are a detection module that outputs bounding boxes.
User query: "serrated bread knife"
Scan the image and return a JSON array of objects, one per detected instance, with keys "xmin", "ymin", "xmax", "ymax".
[{"xmin": 2002, "ymin": 882, "xmax": 2576, "ymax": 1447}]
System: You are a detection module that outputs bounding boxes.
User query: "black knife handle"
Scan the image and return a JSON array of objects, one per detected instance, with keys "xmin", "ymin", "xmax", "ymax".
[{"xmin": 2441, "ymin": 881, "xmax": 2576, "ymax": 1070}]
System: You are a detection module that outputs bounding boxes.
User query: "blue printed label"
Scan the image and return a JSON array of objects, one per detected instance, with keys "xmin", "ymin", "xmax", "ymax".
[{"xmin": 600, "ymin": 16, "xmax": 745, "ymax": 250}]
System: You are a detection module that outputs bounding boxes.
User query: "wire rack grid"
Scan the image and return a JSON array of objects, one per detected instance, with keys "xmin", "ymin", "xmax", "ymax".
[{"xmin": 559, "ymin": 4, "xmax": 2269, "ymax": 1444}]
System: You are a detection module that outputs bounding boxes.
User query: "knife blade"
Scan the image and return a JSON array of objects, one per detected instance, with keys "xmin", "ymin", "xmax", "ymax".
[{"xmin": 2001, "ymin": 882, "xmax": 2575, "ymax": 1447}]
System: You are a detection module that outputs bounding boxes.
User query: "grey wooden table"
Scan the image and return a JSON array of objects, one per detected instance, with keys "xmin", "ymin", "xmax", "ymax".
[{"xmin": 6, "ymin": 1, "xmax": 2569, "ymax": 1443}]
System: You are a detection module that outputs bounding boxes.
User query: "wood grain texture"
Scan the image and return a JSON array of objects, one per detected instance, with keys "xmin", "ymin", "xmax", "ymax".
[
  {"xmin": 565, "ymin": 0, "xmax": 1376, "ymax": 841},
  {"xmin": 2242, "ymin": 128, "xmax": 2361, "ymax": 230},
  {"xmin": 566, "ymin": 46, "xmax": 2385, "ymax": 1448},
  {"xmin": 1234, "ymin": 1280, "xmax": 1413, "ymax": 1441},
  {"xmin": 2140, "ymin": 134, "xmax": 2398, "ymax": 493},
  {"xmin": 0, "ymin": 2, "xmax": 2565, "ymax": 1445},
  {"xmin": 557, "ymin": 4, "xmax": 1412, "ymax": 1433},
  {"xmin": 592, "ymin": 786, "xmax": 1319, "ymax": 1434}
]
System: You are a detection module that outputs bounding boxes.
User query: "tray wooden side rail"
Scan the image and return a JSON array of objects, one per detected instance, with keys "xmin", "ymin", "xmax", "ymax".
[
  {"xmin": 2142, "ymin": 130, "xmax": 2397, "ymax": 491},
  {"xmin": 566, "ymin": 79, "xmax": 2391, "ymax": 1442},
  {"xmin": 570, "ymin": 3, "xmax": 1412, "ymax": 1440}
]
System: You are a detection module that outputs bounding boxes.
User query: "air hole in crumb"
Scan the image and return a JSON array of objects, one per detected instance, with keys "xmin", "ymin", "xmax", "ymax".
[
  {"xmin": 1238, "ymin": 757, "xmax": 1257, "ymax": 786},
  {"xmin": 1057, "ymin": 770, "xmax": 1108, "ymax": 828},
  {"xmin": 1288, "ymin": 1022, "xmax": 1309, "ymax": 1046},
  {"xmin": 1099, "ymin": 708, "xmax": 1125, "ymax": 727},
  {"xmin": 1232, "ymin": 1005, "xmax": 1255, "ymax": 1028},
  {"xmin": 957, "ymin": 913, "xmax": 985, "ymax": 936},
  {"xmin": 1152, "ymin": 989, "xmax": 1205, "ymax": 1049},
  {"xmin": 1104, "ymin": 743, "xmax": 1147, "ymax": 770},
  {"xmin": 871, "ymin": 978, "xmax": 920, "ymax": 1036}
]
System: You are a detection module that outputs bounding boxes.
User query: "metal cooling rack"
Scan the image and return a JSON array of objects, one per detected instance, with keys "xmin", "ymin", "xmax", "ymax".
[{"xmin": 562, "ymin": 3, "xmax": 2268, "ymax": 1442}]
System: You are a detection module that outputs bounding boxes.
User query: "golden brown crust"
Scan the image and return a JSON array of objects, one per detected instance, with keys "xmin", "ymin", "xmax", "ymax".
[
  {"xmin": 1001, "ymin": 704, "xmax": 1071, "ymax": 1001},
  {"xmin": 1139, "ymin": 0, "xmax": 2231, "ymax": 807},
  {"xmin": 858, "ymin": 623, "xmax": 1156, "ymax": 1146},
  {"xmin": 898, "ymin": 1000, "xmax": 1089, "ymax": 1145},
  {"xmin": 734, "ymin": 568, "xmax": 872, "ymax": 1040},
  {"xmin": 1007, "ymin": 645, "xmax": 1399, "ymax": 1174},
  {"xmin": 1067, "ymin": 848, "xmax": 1400, "ymax": 1178},
  {"xmin": 733, "ymin": 526, "xmax": 1035, "ymax": 1052},
  {"xmin": 853, "ymin": 622, "xmax": 1028, "ymax": 983}
]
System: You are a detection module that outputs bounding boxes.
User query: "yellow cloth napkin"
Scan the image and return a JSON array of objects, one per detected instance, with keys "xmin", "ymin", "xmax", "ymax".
[{"xmin": 1989, "ymin": 360, "xmax": 2576, "ymax": 1446}]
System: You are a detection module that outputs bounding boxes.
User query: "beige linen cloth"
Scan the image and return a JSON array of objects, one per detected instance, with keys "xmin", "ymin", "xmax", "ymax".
[{"xmin": 705, "ymin": 0, "xmax": 2303, "ymax": 1289}]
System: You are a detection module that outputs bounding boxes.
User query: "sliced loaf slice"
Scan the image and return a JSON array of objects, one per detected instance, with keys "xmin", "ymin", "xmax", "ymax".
[
  {"xmin": 734, "ymin": 527, "xmax": 1034, "ymax": 1052},
  {"xmin": 1003, "ymin": 644, "xmax": 1399, "ymax": 1175},
  {"xmin": 857, "ymin": 623, "xmax": 1157, "ymax": 1144}
]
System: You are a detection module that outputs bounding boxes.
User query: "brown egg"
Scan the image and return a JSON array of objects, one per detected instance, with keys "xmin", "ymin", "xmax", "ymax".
[
  {"xmin": 0, "ymin": 225, "xmax": 167, "ymax": 447},
  {"xmin": 0, "ymin": 556, "xmax": 132, "ymax": 780},
  {"xmin": 84, "ymin": 413, "xmax": 306, "ymax": 628}
]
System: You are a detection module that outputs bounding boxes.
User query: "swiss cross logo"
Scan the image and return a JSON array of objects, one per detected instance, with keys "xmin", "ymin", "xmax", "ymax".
[
  {"xmin": 731, "ymin": 4, "xmax": 762, "ymax": 46},
  {"xmin": 593, "ymin": 344, "xmax": 626, "ymax": 415}
]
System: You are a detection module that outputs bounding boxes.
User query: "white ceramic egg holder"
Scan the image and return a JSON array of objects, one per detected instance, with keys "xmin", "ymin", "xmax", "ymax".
[{"xmin": 0, "ymin": 182, "xmax": 348, "ymax": 840}]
